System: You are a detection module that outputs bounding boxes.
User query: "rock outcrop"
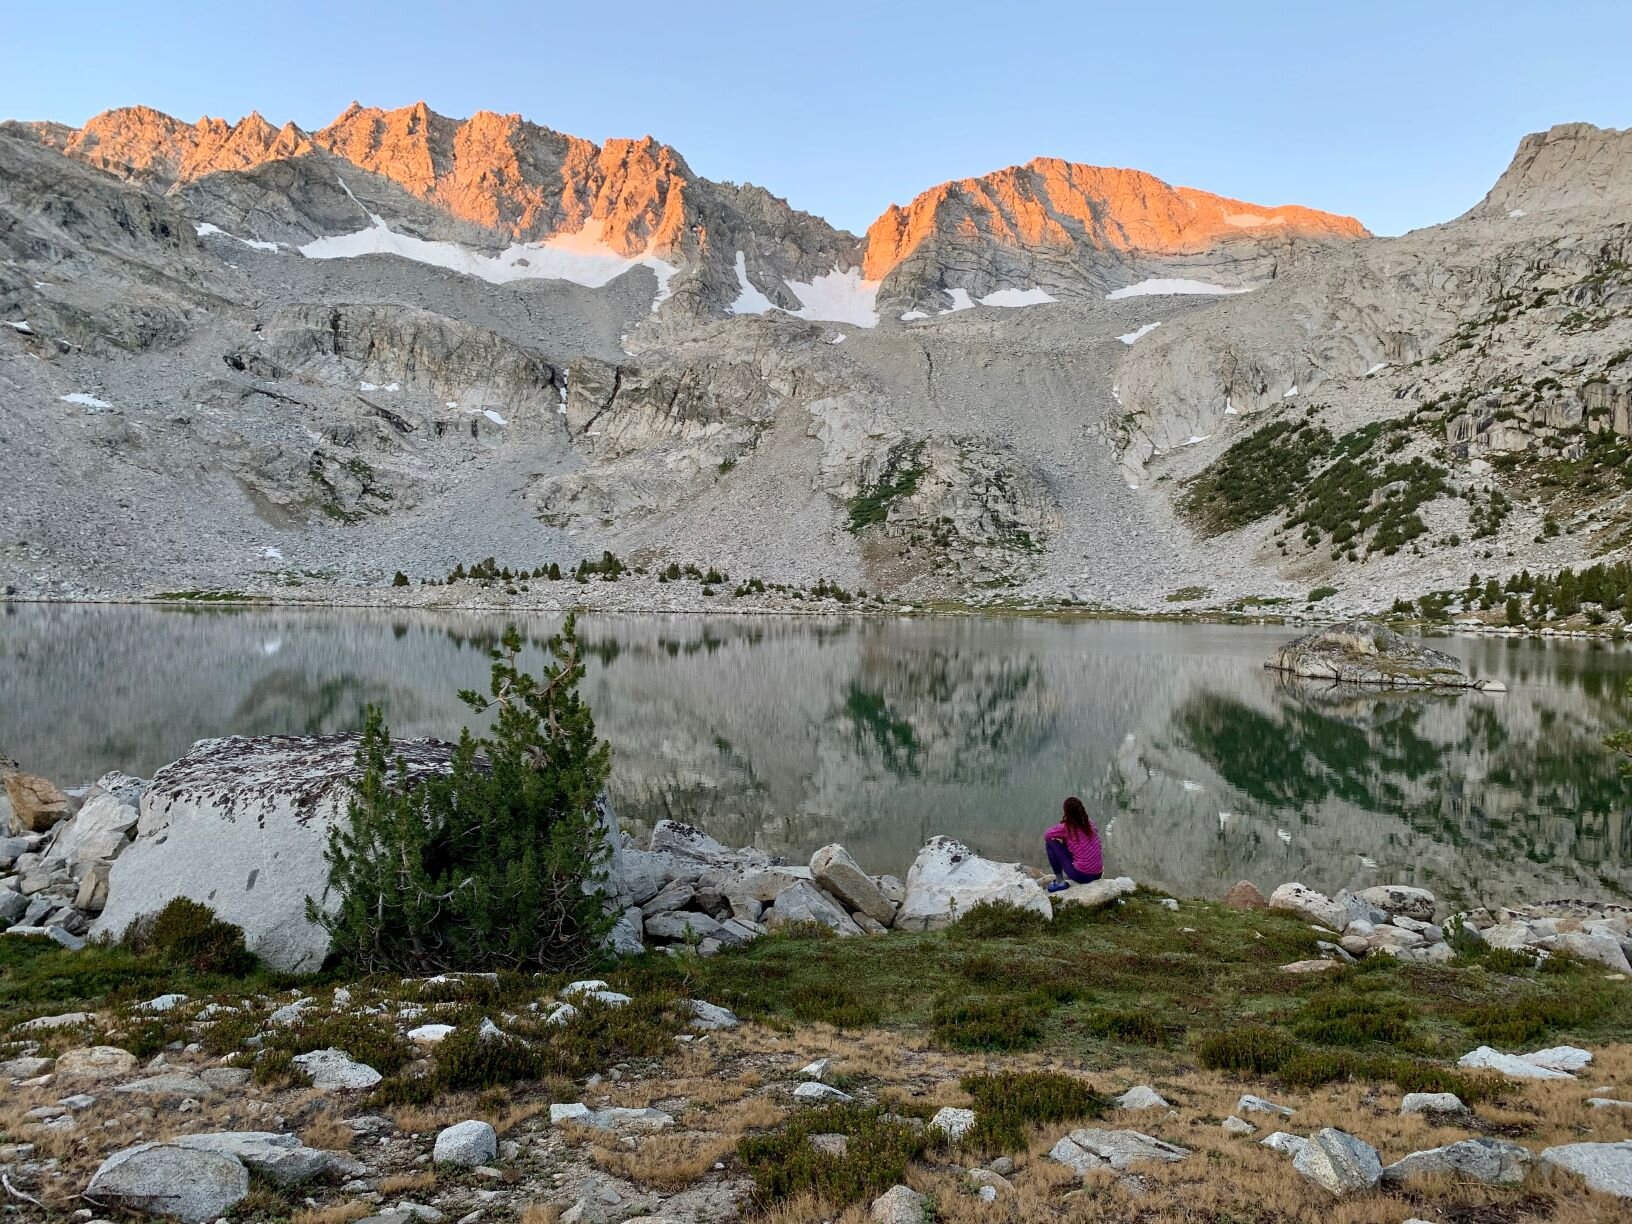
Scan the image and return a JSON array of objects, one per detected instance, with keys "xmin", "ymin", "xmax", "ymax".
[
  {"xmin": 1266, "ymin": 622, "xmax": 1499, "ymax": 690},
  {"xmin": 894, "ymin": 836, "xmax": 1052, "ymax": 930}
]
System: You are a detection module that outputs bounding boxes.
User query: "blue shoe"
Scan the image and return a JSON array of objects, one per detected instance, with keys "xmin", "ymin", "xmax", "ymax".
[{"xmin": 1046, "ymin": 880, "xmax": 1072, "ymax": 894}]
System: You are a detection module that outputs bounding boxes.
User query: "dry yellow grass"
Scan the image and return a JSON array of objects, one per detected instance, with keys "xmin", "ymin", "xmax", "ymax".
[
  {"xmin": 289, "ymin": 1202, "xmax": 372, "ymax": 1224},
  {"xmin": 517, "ymin": 1204, "xmax": 561, "ymax": 1224},
  {"xmin": 299, "ymin": 1111, "xmax": 355, "ymax": 1151},
  {"xmin": 378, "ymin": 1171, "xmax": 437, "ymax": 1196},
  {"xmin": 589, "ymin": 1130, "xmax": 742, "ymax": 1189},
  {"xmin": 762, "ymin": 1043, "xmax": 1632, "ymax": 1223}
]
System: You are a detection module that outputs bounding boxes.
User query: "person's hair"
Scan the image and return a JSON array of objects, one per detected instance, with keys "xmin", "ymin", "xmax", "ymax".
[{"xmin": 1062, "ymin": 796, "xmax": 1093, "ymax": 837}]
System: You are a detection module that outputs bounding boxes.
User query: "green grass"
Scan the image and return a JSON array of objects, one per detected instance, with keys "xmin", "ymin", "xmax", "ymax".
[
  {"xmin": 610, "ymin": 892, "xmax": 1632, "ymax": 1089},
  {"xmin": 8, "ymin": 891, "xmax": 1630, "ymax": 1120}
]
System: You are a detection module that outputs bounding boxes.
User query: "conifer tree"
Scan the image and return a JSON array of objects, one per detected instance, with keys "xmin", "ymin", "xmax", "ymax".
[{"xmin": 313, "ymin": 615, "xmax": 614, "ymax": 972}]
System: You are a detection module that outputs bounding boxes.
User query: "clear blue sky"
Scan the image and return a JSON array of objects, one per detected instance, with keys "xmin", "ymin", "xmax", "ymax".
[{"xmin": 5, "ymin": 1, "xmax": 1629, "ymax": 237}]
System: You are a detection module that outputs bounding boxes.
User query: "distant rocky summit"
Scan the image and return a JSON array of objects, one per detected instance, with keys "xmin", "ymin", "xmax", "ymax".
[{"xmin": 1266, "ymin": 622, "xmax": 1504, "ymax": 690}]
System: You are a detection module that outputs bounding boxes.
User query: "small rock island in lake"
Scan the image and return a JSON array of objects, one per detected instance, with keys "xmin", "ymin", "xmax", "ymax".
[{"xmin": 1266, "ymin": 621, "xmax": 1506, "ymax": 691}]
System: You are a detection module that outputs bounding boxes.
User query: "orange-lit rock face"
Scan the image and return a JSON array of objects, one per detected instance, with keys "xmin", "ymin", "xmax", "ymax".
[
  {"xmin": 61, "ymin": 106, "xmax": 313, "ymax": 186},
  {"xmin": 862, "ymin": 157, "xmax": 1368, "ymax": 280},
  {"xmin": 56, "ymin": 102, "xmax": 701, "ymax": 257}
]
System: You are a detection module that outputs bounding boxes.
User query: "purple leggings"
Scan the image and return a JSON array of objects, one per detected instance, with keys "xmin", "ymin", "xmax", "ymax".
[{"xmin": 1046, "ymin": 839, "xmax": 1100, "ymax": 884}]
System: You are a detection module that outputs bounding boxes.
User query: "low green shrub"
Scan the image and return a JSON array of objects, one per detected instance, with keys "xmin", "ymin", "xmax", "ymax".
[
  {"xmin": 1195, "ymin": 1024, "xmax": 1296, "ymax": 1075},
  {"xmin": 123, "ymin": 897, "xmax": 257, "ymax": 977},
  {"xmin": 953, "ymin": 901, "xmax": 1051, "ymax": 939},
  {"xmin": 737, "ymin": 1104, "xmax": 930, "ymax": 1207},
  {"xmin": 263, "ymin": 1013, "xmax": 414, "ymax": 1077},
  {"xmin": 1291, "ymin": 992, "xmax": 1419, "ymax": 1047},
  {"xmin": 787, "ymin": 982, "xmax": 882, "ymax": 1029},
  {"xmin": 932, "ymin": 993, "xmax": 1046, "ymax": 1051},
  {"xmin": 960, "ymin": 1071, "xmax": 1106, "ymax": 1152},
  {"xmin": 1083, "ymin": 1008, "xmax": 1179, "ymax": 1048},
  {"xmin": 434, "ymin": 1025, "xmax": 546, "ymax": 1090}
]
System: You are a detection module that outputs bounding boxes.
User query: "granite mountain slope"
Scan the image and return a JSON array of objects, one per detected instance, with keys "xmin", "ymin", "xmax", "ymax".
[{"xmin": 0, "ymin": 108, "xmax": 1626, "ymax": 609}]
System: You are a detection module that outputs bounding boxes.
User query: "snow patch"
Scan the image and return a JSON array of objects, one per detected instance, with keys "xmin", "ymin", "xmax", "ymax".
[
  {"xmin": 979, "ymin": 287, "xmax": 1055, "ymax": 308},
  {"xmin": 941, "ymin": 288, "xmax": 975, "ymax": 313},
  {"xmin": 730, "ymin": 253, "xmax": 880, "ymax": 327},
  {"xmin": 1223, "ymin": 213, "xmax": 1280, "ymax": 229},
  {"xmin": 59, "ymin": 393, "xmax": 111, "ymax": 409},
  {"xmin": 1118, "ymin": 322, "xmax": 1161, "ymax": 345},
  {"xmin": 1283, "ymin": 385, "xmax": 1298, "ymax": 398},
  {"xmin": 260, "ymin": 546, "xmax": 283, "ymax": 561},
  {"xmin": 301, "ymin": 216, "xmax": 678, "ymax": 311},
  {"xmin": 1508, "ymin": 208, "xmax": 1526, "ymax": 218},
  {"xmin": 195, "ymin": 221, "xmax": 279, "ymax": 253},
  {"xmin": 1183, "ymin": 434, "xmax": 1211, "ymax": 445},
  {"xmin": 728, "ymin": 251, "xmax": 777, "ymax": 315},
  {"xmin": 7, "ymin": 320, "xmax": 33, "ymax": 334},
  {"xmin": 483, "ymin": 410, "xmax": 508, "ymax": 426},
  {"xmin": 1366, "ymin": 363, "xmax": 1388, "ymax": 375},
  {"xmin": 899, "ymin": 310, "xmax": 929, "ymax": 321},
  {"xmin": 785, "ymin": 266, "xmax": 879, "ymax": 327},
  {"xmin": 1107, "ymin": 278, "xmax": 1251, "ymax": 300},
  {"xmin": 359, "ymin": 381, "xmax": 400, "ymax": 392},
  {"xmin": 830, "ymin": 333, "xmax": 846, "ymax": 343}
]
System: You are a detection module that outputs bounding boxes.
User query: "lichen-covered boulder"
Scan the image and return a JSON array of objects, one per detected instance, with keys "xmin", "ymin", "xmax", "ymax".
[
  {"xmin": 894, "ymin": 836, "xmax": 1051, "ymax": 930},
  {"xmin": 1268, "ymin": 883, "xmax": 1347, "ymax": 930},
  {"xmin": 1292, "ymin": 1128, "xmax": 1382, "ymax": 1194},
  {"xmin": 86, "ymin": 1142, "xmax": 249, "ymax": 1222},
  {"xmin": 92, "ymin": 735, "xmax": 460, "ymax": 971}
]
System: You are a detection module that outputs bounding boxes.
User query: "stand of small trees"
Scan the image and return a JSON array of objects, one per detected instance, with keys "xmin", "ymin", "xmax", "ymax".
[{"xmin": 312, "ymin": 616, "xmax": 614, "ymax": 973}]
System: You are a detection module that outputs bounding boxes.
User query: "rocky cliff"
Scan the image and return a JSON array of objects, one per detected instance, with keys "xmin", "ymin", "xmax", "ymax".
[
  {"xmin": 864, "ymin": 158, "xmax": 1368, "ymax": 316},
  {"xmin": 9, "ymin": 103, "xmax": 861, "ymax": 326}
]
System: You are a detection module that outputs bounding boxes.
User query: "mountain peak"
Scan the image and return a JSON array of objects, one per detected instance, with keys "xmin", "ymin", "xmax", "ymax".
[{"xmin": 1467, "ymin": 121, "xmax": 1632, "ymax": 220}]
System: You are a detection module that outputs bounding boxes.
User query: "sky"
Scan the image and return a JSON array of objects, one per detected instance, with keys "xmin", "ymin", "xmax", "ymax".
[{"xmin": 4, "ymin": 1, "xmax": 1630, "ymax": 238}]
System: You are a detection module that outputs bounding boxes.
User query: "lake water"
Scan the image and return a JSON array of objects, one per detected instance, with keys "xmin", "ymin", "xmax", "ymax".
[{"xmin": 3, "ymin": 604, "xmax": 1630, "ymax": 909}]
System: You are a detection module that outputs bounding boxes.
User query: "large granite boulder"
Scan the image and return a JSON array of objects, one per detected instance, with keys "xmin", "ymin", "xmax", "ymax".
[
  {"xmin": 810, "ymin": 843, "xmax": 897, "ymax": 925},
  {"xmin": 1381, "ymin": 1138, "xmax": 1531, "ymax": 1186},
  {"xmin": 1539, "ymin": 1141, "xmax": 1632, "ymax": 1197},
  {"xmin": 1292, "ymin": 1128, "xmax": 1382, "ymax": 1194},
  {"xmin": 1266, "ymin": 622, "xmax": 1499, "ymax": 690},
  {"xmin": 1268, "ymin": 883, "xmax": 1347, "ymax": 930},
  {"xmin": 3, "ymin": 767, "xmax": 73, "ymax": 832},
  {"xmin": 171, "ymin": 1132, "xmax": 362, "ymax": 1186},
  {"xmin": 85, "ymin": 1142, "xmax": 250, "ymax": 1222},
  {"xmin": 764, "ymin": 879, "xmax": 863, "ymax": 935},
  {"xmin": 42, "ymin": 772, "xmax": 144, "ymax": 881},
  {"xmin": 93, "ymin": 735, "xmax": 460, "ymax": 971},
  {"xmin": 894, "ymin": 836, "xmax": 1051, "ymax": 930}
]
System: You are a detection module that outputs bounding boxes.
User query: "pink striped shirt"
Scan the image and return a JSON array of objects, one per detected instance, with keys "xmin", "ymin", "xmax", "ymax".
[{"xmin": 1045, "ymin": 820, "xmax": 1102, "ymax": 876}]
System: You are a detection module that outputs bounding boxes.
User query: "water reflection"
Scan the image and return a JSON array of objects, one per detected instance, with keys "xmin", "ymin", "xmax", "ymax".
[{"xmin": 1, "ymin": 603, "xmax": 1628, "ymax": 906}]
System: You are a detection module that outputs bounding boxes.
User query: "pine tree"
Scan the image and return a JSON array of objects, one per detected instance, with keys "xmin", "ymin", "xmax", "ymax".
[
  {"xmin": 313, "ymin": 616, "xmax": 614, "ymax": 973},
  {"xmin": 1505, "ymin": 595, "xmax": 1524, "ymax": 627}
]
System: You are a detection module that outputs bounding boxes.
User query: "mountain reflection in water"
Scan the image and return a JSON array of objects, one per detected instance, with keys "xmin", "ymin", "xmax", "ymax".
[{"xmin": 2, "ymin": 603, "xmax": 1628, "ymax": 907}]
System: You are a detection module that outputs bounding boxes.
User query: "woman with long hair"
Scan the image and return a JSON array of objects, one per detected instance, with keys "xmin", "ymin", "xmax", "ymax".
[{"xmin": 1043, "ymin": 796, "xmax": 1102, "ymax": 894}]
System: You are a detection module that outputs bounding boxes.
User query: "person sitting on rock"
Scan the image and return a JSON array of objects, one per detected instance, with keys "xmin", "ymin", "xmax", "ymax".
[{"xmin": 1044, "ymin": 796, "xmax": 1102, "ymax": 894}]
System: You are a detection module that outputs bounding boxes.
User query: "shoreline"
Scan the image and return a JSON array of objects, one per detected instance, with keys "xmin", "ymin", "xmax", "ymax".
[{"xmin": 4, "ymin": 587, "xmax": 1627, "ymax": 642}]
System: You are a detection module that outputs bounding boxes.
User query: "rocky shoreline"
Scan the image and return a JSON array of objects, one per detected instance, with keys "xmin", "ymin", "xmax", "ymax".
[
  {"xmin": 5, "ymin": 736, "xmax": 1632, "ymax": 1221},
  {"xmin": 6, "ymin": 581, "xmax": 1629, "ymax": 646},
  {"xmin": 7, "ymin": 734, "xmax": 1629, "ymax": 977}
]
